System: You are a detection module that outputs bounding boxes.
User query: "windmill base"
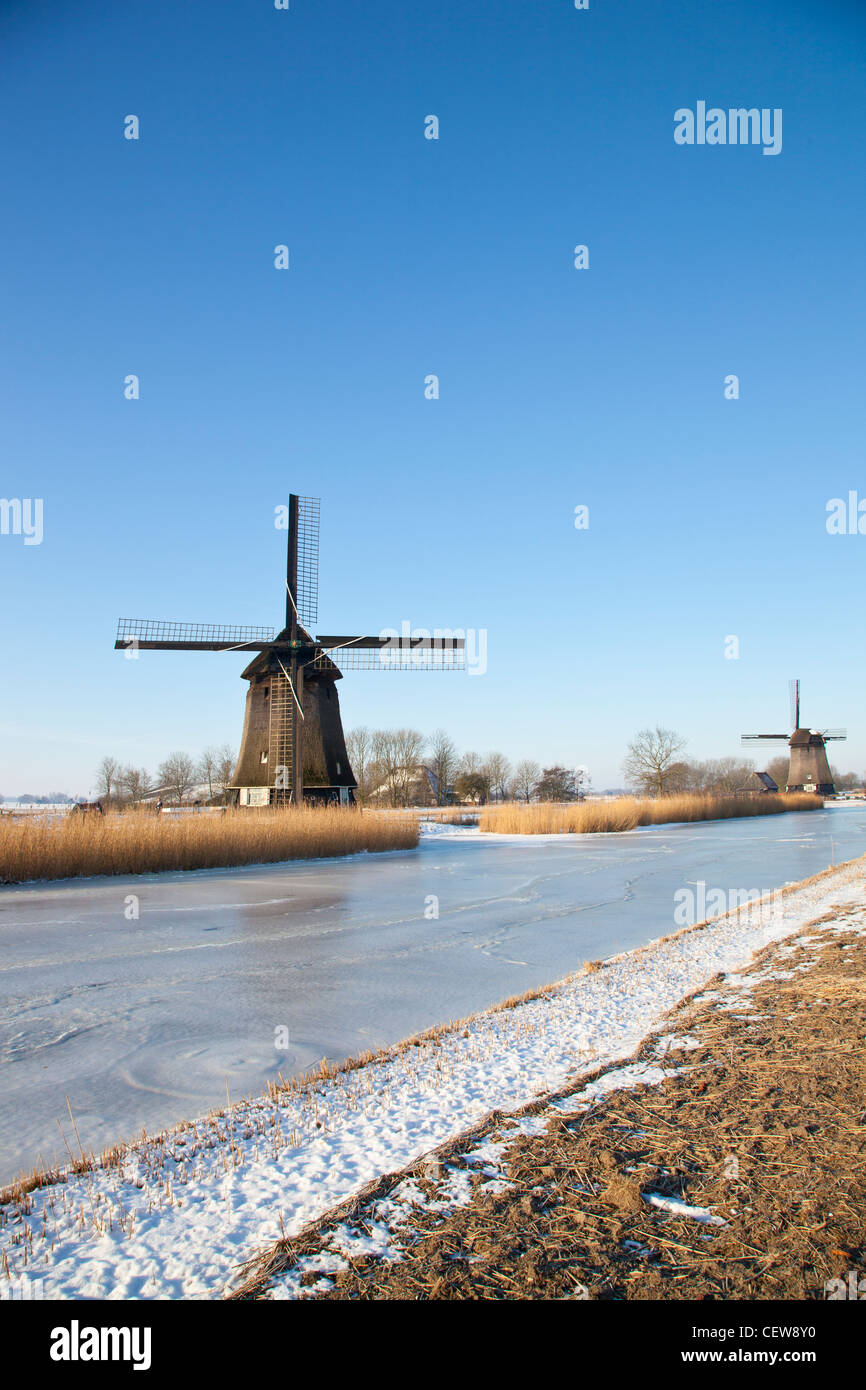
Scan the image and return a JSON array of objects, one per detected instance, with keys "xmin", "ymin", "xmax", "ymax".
[{"xmin": 228, "ymin": 785, "xmax": 355, "ymax": 808}]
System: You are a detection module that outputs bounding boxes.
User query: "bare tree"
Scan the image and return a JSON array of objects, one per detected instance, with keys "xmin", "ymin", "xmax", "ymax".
[
  {"xmin": 511, "ymin": 759, "xmax": 540, "ymax": 803},
  {"xmin": 459, "ymin": 750, "xmax": 481, "ymax": 777},
  {"xmin": 832, "ymin": 769, "xmax": 859, "ymax": 792},
  {"xmin": 664, "ymin": 760, "xmax": 694, "ymax": 794},
  {"xmin": 483, "ymin": 752, "xmax": 512, "ymax": 803},
  {"xmin": 346, "ymin": 727, "xmax": 374, "ymax": 806},
  {"xmin": 158, "ymin": 752, "xmax": 197, "ymax": 805},
  {"xmin": 766, "ymin": 756, "xmax": 790, "ymax": 791},
  {"xmin": 575, "ymin": 764, "xmax": 592, "ymax": 801},
  {"xmin": 121, "ymin": 766, "xmax": 151, "ymax": 806},
  {"xmin": 368, "ymin": 729, "xmax": 425, "ymax": 806},
  {"xmin": 197, "ymin": 747, "xmax": 222, "ymax": 803},
  {"xmin": 214, "ymin": 744, "xmax": 237, "ymax": 801},
  {"xmin": 428, "ymin": 729, "xmax": 457, "ymax": 805},
  {"xmin": 95, "ymin": 756, "xmax": 120, "ymax": 803},
  {"xmin": 622, "ymin": 727, "xmax": 687, "ymax": 798},
  {"xmin": 371, "ymin": 729, "xmax": 398, "ymax": 806},
  {"xmin": 686, "ymin": 757, "xmax": 755, "ymax": 795},
  {"xmin": 393, "ymin": 728, "xmax": 425, "ymax": 805}
]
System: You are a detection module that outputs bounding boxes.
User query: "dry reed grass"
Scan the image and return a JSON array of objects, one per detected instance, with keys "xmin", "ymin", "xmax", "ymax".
[
  {"xmin": 0, "ymin": 805, "xmax": 418, "ymax": 885},
  {"xmin": 479, "ymin": 792, "xmax": 823, "ymax": 835}
]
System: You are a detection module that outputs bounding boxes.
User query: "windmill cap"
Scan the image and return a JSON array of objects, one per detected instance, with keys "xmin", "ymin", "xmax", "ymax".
[{"xmin": 790, "ymin": 728, "xmax": 825, "ymax": 747}]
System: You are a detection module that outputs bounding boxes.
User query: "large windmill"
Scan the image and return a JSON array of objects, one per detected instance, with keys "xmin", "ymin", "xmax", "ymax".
[
  {"xmin": 115, "ymin": 495, "xmax": 464, "ymax": 806},
  {"xmin": 741, "ymin": 679, "xmax": 847, "ymax": 796}
]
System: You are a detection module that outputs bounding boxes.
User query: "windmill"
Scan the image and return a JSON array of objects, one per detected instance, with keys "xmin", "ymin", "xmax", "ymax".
[
  {"xmin": 741, "ymin": 679, "xmax": 847, "ymax": 796},
  {"xmin": 115, "ymin": 495, "xmax": 465, "ymax": 806}
]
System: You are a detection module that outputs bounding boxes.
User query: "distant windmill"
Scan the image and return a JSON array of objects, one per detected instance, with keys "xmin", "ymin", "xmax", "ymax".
[
  {"xmin": 741, "ymin": 679, "xmax": 847, "ymax": 796},
  {"xmin": 115, "ymin": 495, "xmax": 465, "ymax": 806}
]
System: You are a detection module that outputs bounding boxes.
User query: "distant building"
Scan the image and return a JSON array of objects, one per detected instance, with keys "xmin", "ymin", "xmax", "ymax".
[
  {"xmin": 753, "ymin": 771, "xmax": 779, "ymax": 793},
  {"xmin": 369, "ymin": 764, "xmax": 442, "ymax": 807},
  {"xmin": 740, "ymin": 771, "xmax": 779, "ymax": 796}
]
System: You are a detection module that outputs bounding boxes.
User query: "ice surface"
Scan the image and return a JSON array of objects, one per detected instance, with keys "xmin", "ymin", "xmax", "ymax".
[{"xmin": 0, "ymin": 804, "xmax": 863, "ymax": 1184}]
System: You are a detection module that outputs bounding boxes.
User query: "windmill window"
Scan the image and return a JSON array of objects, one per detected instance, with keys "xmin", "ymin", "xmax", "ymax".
[
  {"xmin": 260, "ymin": 751, "xmax": 268, "ymax": 764},
  {"xmin": 336, "ymin": 761, "xmax": 341, "ymax": 774},
  {"xmin": 263, "ymin": 687, "xmax": 269, "ymax": 699}
]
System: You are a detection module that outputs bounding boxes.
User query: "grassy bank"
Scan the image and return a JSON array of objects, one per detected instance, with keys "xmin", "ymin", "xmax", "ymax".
[
  {"xmin": 479, "ymin": 792, "xmax": 823, "ymax": 835},
  {"xmin": 284, "ymin": 906, "xmax": 865, "ymax": 1302},
  {"xmin": 0, "ymin": 806, "xmax": 419, "ymax": 885}
]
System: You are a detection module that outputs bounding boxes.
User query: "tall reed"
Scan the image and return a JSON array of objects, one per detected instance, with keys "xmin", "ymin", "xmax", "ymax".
[
  {"xmin": 479, "ymin": 793, "xmax": 824, "ymax": 835},
  {"xmin": 0, "ymin": 806, "xmax": 419, "ymax": 885}
]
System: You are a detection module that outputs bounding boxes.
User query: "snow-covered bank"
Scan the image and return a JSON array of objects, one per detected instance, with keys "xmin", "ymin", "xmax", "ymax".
[{"xmin": 1, "ymin": 855, "xmax": 863, "ymax": 1300}]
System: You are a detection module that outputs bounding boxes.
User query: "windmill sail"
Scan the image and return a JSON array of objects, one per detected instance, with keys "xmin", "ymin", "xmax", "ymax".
[
  {"xmin": 789, "ymin": 678, "xmax": 800, "ymax": 730},
  {"xmin": 116, "ymin": 619, "xmax": 277, "ymax": 651},
  {"xmin": 295, "ymin": 495, "xmax": 320, "ymax": 630}
]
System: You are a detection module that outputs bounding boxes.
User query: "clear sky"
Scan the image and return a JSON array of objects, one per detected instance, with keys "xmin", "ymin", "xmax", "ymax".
[{"xmin": 1, "ymin": 0, "xmax": 864, "ymax": 796}]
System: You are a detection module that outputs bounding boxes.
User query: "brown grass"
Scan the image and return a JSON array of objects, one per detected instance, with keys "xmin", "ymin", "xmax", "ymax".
[
  {"xmin": 0, "ymin": 806, "xmax": 419, "ymax": 885},
  {"xmin": 479, "ymin": 792, "xmax": 823, "ymax": 835}
]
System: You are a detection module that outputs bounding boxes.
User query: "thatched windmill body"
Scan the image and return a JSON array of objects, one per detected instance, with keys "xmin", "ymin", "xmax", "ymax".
[
  {"xmin": 742, "ymin": 680, "xmax": 846, "ymax": 796},
  {"xmin": 116, "ymin": 495, "xmax": 464, "ymax": 805}
]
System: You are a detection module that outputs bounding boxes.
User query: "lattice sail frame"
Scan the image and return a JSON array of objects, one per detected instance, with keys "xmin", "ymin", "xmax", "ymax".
[
  {"xmin": 789, "ymin": 678, "xmax": 800, "ymax": 731},
  {"xmin": 310, "ymin": 642, "xmax": 465, "ymax": 672},
  {"xmin": 117, "ymin": 619, "xmax": 276, "ymax": 646},
  {"xmin": 295, "ymin": 496, "xmax": 320, "ymax": 630}
]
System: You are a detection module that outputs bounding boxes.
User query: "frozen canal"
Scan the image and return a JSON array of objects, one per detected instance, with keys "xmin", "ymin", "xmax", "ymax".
[{"xmin": 1, "ymin": 805, "xmax": 864, "ymax": 1185}]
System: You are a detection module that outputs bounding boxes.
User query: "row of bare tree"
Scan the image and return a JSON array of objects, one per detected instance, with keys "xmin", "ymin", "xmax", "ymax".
[
  {"xmin": 94, "ymin": 727, "xmax": 862, "ymax": 810},
  {"xmin": 350, "ymin": 724, "xmax": 864, "ymax": 809},
  {"xmin": 345, "ymin": 728, "xmax": 575, "ymax": 807},
  {"xmin": 94, "ymin": 747, "xmax": 236, "ymax": 806}
]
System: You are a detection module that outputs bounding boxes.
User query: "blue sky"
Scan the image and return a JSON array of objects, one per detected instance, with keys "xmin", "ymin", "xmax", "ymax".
[{"xmin": 1, "ymin": 0, "xmax": 864, "ymax": 795}]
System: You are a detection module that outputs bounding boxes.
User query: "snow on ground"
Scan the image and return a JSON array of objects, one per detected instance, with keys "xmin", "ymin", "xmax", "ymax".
[
  {"xmin": 548, "ymin": 1061, "xmax": 676, "ymax": 1112},
  {"xmin": 0, "ymin": 857, "xmax": 863, "ymax": 1300},
  {"xmin": 653, "ymin": 1033, "xmax": 701, "ymax": 1055},
  {"xmin": 641, "ymin": 1193, "xmax": 727, "ymax": 1225}
]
